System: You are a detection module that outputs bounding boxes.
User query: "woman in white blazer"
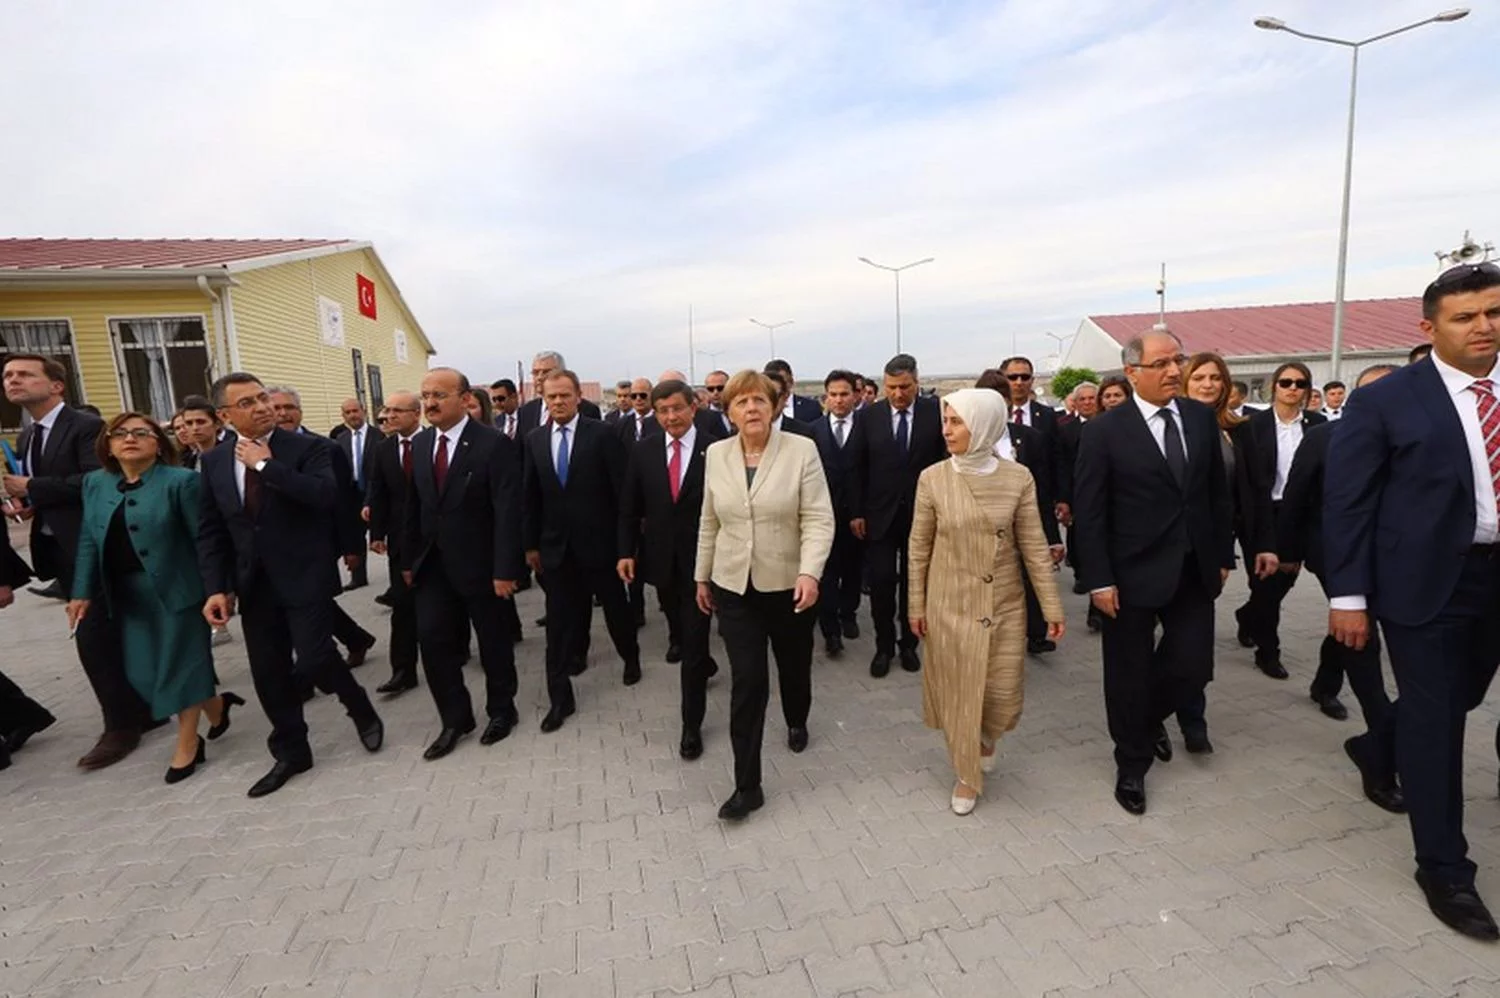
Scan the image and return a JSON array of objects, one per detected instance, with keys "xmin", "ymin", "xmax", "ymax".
[{"xmin": 696, "ymin": 370, "xmax": 834, "ymax": 820}]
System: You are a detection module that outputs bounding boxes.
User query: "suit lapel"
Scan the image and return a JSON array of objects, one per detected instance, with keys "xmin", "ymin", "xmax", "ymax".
[
  {"xmin": 1411, "ymin": 360, "xmax": 1476, "ymax": 500},
  {"xmin": 1122, "ymin": 402, "xmax": 1178, "ymax": 491},
  {"xmin": 441, "ymin": 423, "xmax": 477, "ymax": 502},
  {"xmin": 748, "ymin": 428, "xmax": 785, "ymax": 502},
  {"xmin": 39, "ymin": 406, "xmax": 70, "ymax": 469}
]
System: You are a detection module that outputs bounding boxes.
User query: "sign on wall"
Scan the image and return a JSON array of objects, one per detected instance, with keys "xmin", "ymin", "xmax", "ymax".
[
  {"xmin": 357, "ymin": 274, "xmax": 378, "ymax": 319},
  {"xmin": 394, "ymin": 329, "xmax": 409, "ymax": 364},
  {"xmin": 318, "ymin": 296, "xmax": 345, "ymax": 347}
]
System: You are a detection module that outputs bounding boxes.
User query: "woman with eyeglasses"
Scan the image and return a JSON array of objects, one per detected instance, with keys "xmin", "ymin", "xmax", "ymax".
[{"xmin": 66, "ymin": 413, "xmax": 243, "ymax": 783}]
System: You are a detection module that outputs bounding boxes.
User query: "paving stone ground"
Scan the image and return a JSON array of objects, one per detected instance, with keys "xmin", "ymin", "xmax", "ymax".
[{"xmin": 5, "ymin": 535, "xmax": 1500, "ymax": 997}]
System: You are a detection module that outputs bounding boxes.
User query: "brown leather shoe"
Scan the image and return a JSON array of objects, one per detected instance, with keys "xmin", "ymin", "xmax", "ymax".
[{"xmin": 77, "ymin": 730, "xmax": 141, "ymax": 770}]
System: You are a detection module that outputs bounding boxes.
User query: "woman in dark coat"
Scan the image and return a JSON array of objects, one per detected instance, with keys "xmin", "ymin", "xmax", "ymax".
[{"xmin": 66, "ymin": 412, "xmax": 242, "ymax": 783}]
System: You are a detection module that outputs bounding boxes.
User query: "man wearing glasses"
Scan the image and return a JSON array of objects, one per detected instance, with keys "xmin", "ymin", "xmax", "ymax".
[
  {"xmin": 615, "ymin": 377, "xmax": 656, "ymax": 446},
  {"xmin": 1072, "ymin": 331, "xmax": 1233, "ymax": 816},
  {"xmin": 1236, "ymin": 362, "xmax": 1326, "ymax": 688},
  {"xmin": 998, "ymin": 356, "xmax": 1064, "ymax": 655},
  {"xmin": 703, "ymin": 370, "xmax": 731, "ymax": 434},
  {"xmin": 515, "ymin": 351, "xmax": 603, "ymax": 437},
  {"xmin": 489, "ymin": 379, "xmax": 520, "ymax": 439}
]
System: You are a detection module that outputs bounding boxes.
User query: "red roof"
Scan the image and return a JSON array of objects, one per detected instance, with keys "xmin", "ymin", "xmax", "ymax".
[
  {"xmin": 1090, "ymin": 298, "xmax": 1423, "ymax": 357},
  {"xmin": 0, "ymin": 238, "xmax": 352, "ymax": 271}
]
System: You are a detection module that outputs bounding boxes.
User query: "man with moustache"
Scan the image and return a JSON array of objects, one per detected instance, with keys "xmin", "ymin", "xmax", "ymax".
[
  {"xmin": 515, "ymin": 351, "xmax": 602, "ymax": 436},
  {"xmin": 198, "ymin": 373, "xmax": 384, "ymax": 797},
  {"xmin": 400, "ymin": 368, "xmax": 524, "ymax": 759},
  {"xmin": 365, "ymin": 390, "xmax": 423, "ymax": 696}
]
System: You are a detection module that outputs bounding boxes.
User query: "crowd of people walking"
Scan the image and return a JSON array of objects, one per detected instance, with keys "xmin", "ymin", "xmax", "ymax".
[{"xmin": 2, "ymin": 262, "xmax": 1500, "ymax": 941}]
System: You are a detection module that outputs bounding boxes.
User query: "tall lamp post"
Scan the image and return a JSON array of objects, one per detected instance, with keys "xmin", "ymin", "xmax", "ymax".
[
  {"xmin": 858, "ymin": 256, "xmax": 933, "ymax": 353},
  {"xmin": 749, "ymin": 318, "xmax": 794, "ymax": 357},
  {"xmin": 1255, "ymin": 8, "xmax": 1469, "ymax": 380}
]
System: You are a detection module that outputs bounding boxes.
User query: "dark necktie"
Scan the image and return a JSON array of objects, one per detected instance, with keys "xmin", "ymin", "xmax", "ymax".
[
  {"xmin": 834, "ymin": 418, "xmax": 846, "ymax": 448},
  {"xmin": 27, "ymin": 423, "xmax": 45, "ymax": 475},
  {"xmin": 1012, "ymin": 407, "xmax": 1024, "ymax": 425},
  {"xmin": 1160, "ymin": 408, "xmax": 1186, "ymax": 487},
  {"xmin": 895, "ymin": 409, "xmax": 909, "ymax": 456},
  {"xmin": 401, "ymin": 438, "xmax": 413, "ymax": 481},
  {"xmin": 243, "ymin": 464, "xmax": 264, "ymax": 519},
  {"xmin": 434, "ymin": 434, "xmax": 449, "ymax": 492}
]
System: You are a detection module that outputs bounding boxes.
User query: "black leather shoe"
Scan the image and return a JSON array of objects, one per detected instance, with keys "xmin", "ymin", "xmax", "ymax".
[
  {"xmin": 1027, "ymin": 638, "xmax": 1057, "ymax": 654},
  {"xmin": 825, "ymin": 634, "xmax": 844, "ymax": 658},
  {"xmin": 679, "ymin": 728, "xmax": 703, "ymax": 760},
  {"xmin": 1310, "ymin": 691, "xmax": 1348, "ymax": 720},
  {"xmin": 27, "ymin": 579, "xmax": 65, "ymax": 600},
  {"xmin": 1234, "ymin": 607, "xmax": 1256, "ymax": 648},
  {"xmin": 373, "ymin": 590, "xmax": 396, "ymax": 608},
  {"xmin": 623, "ymin": 661, "xmax": 642, "ymax": 686},
  {"xmin": 1152, "ymin": 725, "xmax": 1173, "ymax": 763},
  {"xmin": 788, "ymin": 727, "xmax": 809, "ymax": 753},
  {"xmin": 870, "ymin": 651, "xmax": 892, "ymax": 678},
  {"xmin": 540, "ymin": 703, "xmax": 576, "ymax": 733},
  {"xmin": 1344, "ymin": 736, "xmax": 1405, "ymax": 813},
  {"xmin": 376, "ymin": 672, "xmax": 418, "ymax": 696},
  {"xmin": 343, "ymin": 580, "xmax": 368, "ymax": 592},
  {"xmin": 423, "ymin": 721, "xmax": 475, "ymax": 760},
  {"xmin": 1086, "ymin": 608, "xmax": 1103, "ymax": 634},
  {"xmin": 355, "ymin": 715, "xmax": 384, "ymax": 752},
  {"xmin": 705, "ymin": 657, "xmax": 720, "ymax": 679},
  {"xmin": 841, "ymin": 620, "xmax": 859, "ymax": 640},
  {"xmin": 248, "ymin": 758, "xmax": 312, "ymax": 797},
  {"xmin": 718, "ymin": 787, "xmax": 765, "ymax": 820},
  {"xmin": 535, "ymin": 616, "xmax": 548, "ymax": 628},
  {"xmin": 1415, "ymin": 870, "xmax": 1500, "ymax": 941},
  {"xmin": 1072, "ymin": 579, "xmax": 1088, "ymax": 595},
  {"xmin": 346, "ymin": 634, "xmax": 377, "ymax": 669},
  {"xmin": 165, "ymin": 736, "xmax": 206, "ymax": 784},
  {"xmin": 480, "ymin": 709, "xmax": 519, "ymax": 745},
  {"xmin": 5, "ymin": 710, "xmax": 57, "ymax": 752},
  {"xmin": 1183, "ymin": 729, "xmax": 1214, "ymax": 755},
  {"xmin": 899, "ymin": 647, "xmax": 921, "ymax": 672},
  {"xmin": 1114, "ymin": 775, "xmax": 1146, "ymax": 815},
  {"xmin": 1255, "ymin": 654, "xmax": 1290, "ymax": 680},
  {"xmin": 665, "ymin": 643, "xmax": 682, "ymax": 663}
]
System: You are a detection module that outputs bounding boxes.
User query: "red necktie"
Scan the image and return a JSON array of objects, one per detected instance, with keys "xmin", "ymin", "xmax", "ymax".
[
  {"xmin": 434, "ymin": 434, "xmax": 449, "ymax": 492},
  {"xmin": 401, "ymin": 438, "xmax": 413, "ymax": 481},
  {"xmin": 1470, "ymin": 379, "xmax": 1500, "ymax": 511},
  {"xmin": 243, "ymin": 466, "xmax": 263, "ymax": 519},
  {"xmin": 668, "ymin": 439, "xmax": 683, "ymax": 502},
  {"xmin": 1012, "ymin": 406, "xmax": 1024, "ymax": 425}
]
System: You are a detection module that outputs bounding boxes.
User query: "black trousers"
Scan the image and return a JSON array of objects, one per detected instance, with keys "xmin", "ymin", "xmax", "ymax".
[
  {"xmin": 1380, "ymin": 548, "xmax": 1500, "ymax": 888},
  {"xmin": 386, "ymin": 565, "xmax": 418, "ymax": 680},
  {"xmin": 1102, "ymin": 557, "xmax": 1214, "ymax": 779},
  {"xmin": 0, "ymin": 669, "xmax": 53, "ymax": 733},
  {"xmin": 1238, "ymin": 504, "xmax": 1297, "ymax": 658},
  {"xmin": 413, "ymin": 554, "xmax": 518, "ymax": 729},
  {"xmin": 1306, "ymin": 570, "xmax": 1394, "ymax": 738},
  {"xmin": 544, "ymin": 555, "xmax": 640, "ymax": 709},
  {"xmin": 628, "ymin": 576, "xmax": 647, "ymax": 623},
  {"xmin": 660, "ymin": 569, "xmax": 713, "ymax": 730},
  {"xmin": 331, "ymin": 598, "xmax": 374, "ymax": 655},
  {"xmin": 715, "ymin": 583, "xmax": 814, "ymax": 792},
  {"xmin": 866, "ymin": 514, "xmax": 917, "ymax": 655},
  {"xmin": 818, "ymin": 521, "xmax": 863, "ymax": 638},
  {"xmin": 238, "ymin": 583, "xmax": 376, "ymax": 766},
  {"xmin": 35, "ymin": 534, "xmax": 149, "ymax": 734},
  {"xmin": 1023, "ymin": 574, "xmax": 1046, "ymax": 643},
  {"xmin": 346, "ymin": 551, "xmax": 369, "ymax": 587}
]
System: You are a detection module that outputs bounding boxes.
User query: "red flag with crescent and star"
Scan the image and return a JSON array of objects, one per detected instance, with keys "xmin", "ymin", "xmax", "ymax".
[{"xmin": 356, "ymin": 274, "xmax": 377, "ymax": 319}]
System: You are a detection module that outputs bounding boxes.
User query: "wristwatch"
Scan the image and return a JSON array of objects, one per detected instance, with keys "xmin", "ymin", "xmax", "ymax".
[{"xmin": 253, "ymin": 458, "xmax": 269, "ymax": 473}]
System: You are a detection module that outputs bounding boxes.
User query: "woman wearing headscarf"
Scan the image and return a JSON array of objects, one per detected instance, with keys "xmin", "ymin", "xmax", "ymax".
[{"xmin": 908, "ymin": 388, "xmax": 1065, "ymax": 815}]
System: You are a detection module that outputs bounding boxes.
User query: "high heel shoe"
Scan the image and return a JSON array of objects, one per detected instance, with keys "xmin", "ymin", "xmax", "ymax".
[
  {"xmin": 207, "ymin": 692, "xmax": 246, "ymax": 741},
  {"xmin": 165, "ymin": 736, "xmax": 206, "ymax": 784}
]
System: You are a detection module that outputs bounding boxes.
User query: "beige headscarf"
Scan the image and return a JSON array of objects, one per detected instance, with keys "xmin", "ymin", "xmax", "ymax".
[{"xmin": 942, "ymin": 388, "xmax": 1007, "ymax": 476}]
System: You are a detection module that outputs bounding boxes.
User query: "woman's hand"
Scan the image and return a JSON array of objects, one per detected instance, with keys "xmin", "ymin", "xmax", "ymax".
[
  {"xmin": 910, "ymin": 616, "xmax": 927, "ymax": 639},
  {"xmin": 793, "ymin": 574, "xmax": 819, "ymax": 612},
  {"xmin": 65, "ymin": 599, "xmax": 90, "ymax": 630},
  {"xmin": 1046, "ymin": 620, "xmax": 1065, "ymax": 642},
  {"xmin": 695, "ymin": 582, "xmax": 716, "ymax": 615}
]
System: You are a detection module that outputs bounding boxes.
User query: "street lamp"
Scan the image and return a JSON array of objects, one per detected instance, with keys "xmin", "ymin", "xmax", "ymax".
[
  {"xmin": 858, "ymin": 256, "xmax": 934, "ymax": 353},
  {"xmin": 748, "ymin": 318, "xmax": 794, "ymax": 357},
  {"xmin": 1255, "ymin": 8, "xmax": 1469, "ymax": 380},
  {"xmin": 695, "ymin": 348, "xmax": 725, "ymax": 372}
]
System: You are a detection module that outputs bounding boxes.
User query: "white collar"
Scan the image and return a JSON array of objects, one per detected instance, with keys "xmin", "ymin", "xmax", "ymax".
[
  {"xmin": 551, "ymin": 413, "xmax": 581, "ymax": 435},
  {"xmin": 438, "ymin": 415, "xmax": 470, "ymax": 441},
  {"xmin": 1132, "ymin": 393, "xmax": 1180, "ymax": 422},
  {"xmin": 31, "ymin": 399, "xmax": 65, "ymax": 430},
  {"xmin": 1431, "ymin": 351, "xmax": 1500, "ymax": 398},
  {"xmin": 667, "ymin": 423, "xmax": 696, "ymax": 451}
]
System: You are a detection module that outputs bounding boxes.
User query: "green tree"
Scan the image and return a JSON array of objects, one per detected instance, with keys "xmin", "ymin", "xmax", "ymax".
[{"xmin": 1050, "ymin": 366, "xmax": 1100, "ymax": 401}]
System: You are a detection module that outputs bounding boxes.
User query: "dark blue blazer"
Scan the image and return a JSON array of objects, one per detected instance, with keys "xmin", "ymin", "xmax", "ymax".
[
  {"xmin": 1324, "ymin": 358, "xmax": 1483, "ymax": 627},
  {"xmin": 810, "ymin": 414, "xmax": 857, "ymax": 521},
  {"xmin": 847, "ymin": 395, "xmax": 947, "ymax": 541},
  {"xmin": 521, "ymin": 416, "xmax": 627, "ymax": 571},
  {"xmin": 789, "ymin": 395, "xmax": 822, "ymax": 424},
  {"xmin": 197, "ymin": 428, "xmax": 341, "ymax": 606}
]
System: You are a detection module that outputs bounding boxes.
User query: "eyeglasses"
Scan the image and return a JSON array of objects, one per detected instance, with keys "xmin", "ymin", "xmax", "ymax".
[
  {"xmin": 386, "ymin": 405, "xmax": 420, "ymax": 413},
  {"xmin": 1277, "ymin": 378, "xmax": 1310, "ymax": 390},
  {"xmin": 1137, "ymin": 354, "xmax": 1189, "ymax": 372},
  {"xmin": 1431, "ymin": 261, "xmax": 1500, "ymax": 289},
  {"xmin": 108, "ymin": 428, "xmax": 156, "ymax": 441},
  {"xmin": 418, "ymin": 391, "xmax": 454, "ymax": 402},
  {"xmin": 1005, "ymin": 372, "xmax": 1033, "ymax": 382},
  {"xmin": 704, "ymin": 384, "xmax": 724, "ymax": 393},
  {"xmin": 629, "ymin": 392, "xmax": 650, "ymax": 400},
  {"xmin": 227, "ymin": 392, "xmax": 271, "ymax": 411}
]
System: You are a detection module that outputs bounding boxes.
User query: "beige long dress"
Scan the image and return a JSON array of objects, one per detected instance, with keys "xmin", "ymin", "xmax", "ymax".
[{"xmin": 908, "ymin": 459, "xmax": 1064, "ymax": 792}]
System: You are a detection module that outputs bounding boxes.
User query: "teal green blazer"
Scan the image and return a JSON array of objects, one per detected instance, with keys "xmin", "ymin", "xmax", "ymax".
[{"xmin": 73, "ymin": 464, "xmax": 207, "ymax": 612}]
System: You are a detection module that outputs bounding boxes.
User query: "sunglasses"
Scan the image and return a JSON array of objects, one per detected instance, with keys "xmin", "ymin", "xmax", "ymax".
[
  {"xmin": 1005, "ymin": 372, "xmax": 1033, "ymax": 382},
  {"xmin": 628, "ymin": 392, "xmax": 650, "ymax": 400},
  {"xmin": 705, "ymin": 385, "xmax": 724, "ymax": 393},
  {"xmin": 1277, "ymin": 378, "xmax": 1310, "ymax": 390}
]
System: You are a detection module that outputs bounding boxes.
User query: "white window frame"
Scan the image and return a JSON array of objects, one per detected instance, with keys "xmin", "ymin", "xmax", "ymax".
[{"xmin": 107, "ymin": 313, "xmax": 212, "ymax": 419}]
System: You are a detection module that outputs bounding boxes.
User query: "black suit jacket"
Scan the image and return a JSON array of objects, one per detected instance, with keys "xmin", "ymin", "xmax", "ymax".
[
  {"xmin": 1072, "ymin": 398, "xmax": 1234, "ymax": 606},
  {"xmin": 810, "ymin": 414, "xmax": 858, "ymax": 521},
  {"xmin": 304, "ymin": 429, "xmax": 365, "ymax": 558},
  {"xmin": 1247, "ymin": 407, "xmax": 1327, "ymax": 501},
  {"xmin": 14, "ymin": 404, "xmax": 101, "ymax": 580},
  {"xmin": 848, "ymin": 396, "xmax": 947, "ymax": 540},
  {"xmin": 1, "ymin": 517, "xmax": 32, "ymax": 588},
  {"xmin": 777, "ymin": 415, "xmax": 815, "ymax": 439},
  {"xmin": 516, "ymin": 397, "xmax": 602, "ymax": 438},
  {"xmin": 366, "ymin": 433, "xmax": 415, "ymax": 563},
  {"xmin": 616, "ymin": 411, "xmax": 658, "ymax": 446},
  {"xmin": 197, "ymin": 427, "xmax": 341, "ymax": 605},
  {"xmin": 1004, "ymin": 423, "xmax": 1061, "ymax": 546},
  {"xmin": 789, "ymin": 395, "xmax": 822, "ymax": 424},
  {"xmin": 604, "ymin": 408, "xmax": 626, "ymax": 425},
  {"xmin": 1227, "ymin": 419, "xmax": 1276, "ymax": 558},
  {"xmin": 1276, "ymin": 421, "xmax": 1332, "ymax": 577},
  {"xmin": 1013, "ymin": 399, "xmax": 1062, "ymax": 506},
  {"xmin": 522, "ymin": 417, "xmax": 627, "ymax": 571},
  {"xmin": 337, "ymin": 425, "xmax": 381, "ymax": 497},
  {"xmin": 1055, "ymin": 416, "xmax": 1088, "ymax": 505},
  {"xmin": 617, "ymin": 429, "xmax": 711, "ymax": 587},
  {"xmin": 401, "ymin": 420, "xmax": 523, "ymax": 594}
]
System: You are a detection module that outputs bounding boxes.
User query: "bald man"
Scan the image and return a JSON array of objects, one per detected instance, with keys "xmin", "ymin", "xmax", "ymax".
[{"xmin": 337, "ymin": 398, "xmax": 380, "ymax": 590}]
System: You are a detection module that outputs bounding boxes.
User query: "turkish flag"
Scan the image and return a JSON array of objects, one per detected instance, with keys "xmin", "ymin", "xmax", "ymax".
[{"xmin": 356, "ymin": 274, "xmax": 377, "ymax": 319}]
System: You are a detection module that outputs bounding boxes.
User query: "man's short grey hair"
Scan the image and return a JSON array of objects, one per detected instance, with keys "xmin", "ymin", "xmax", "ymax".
[
  {"xmin": 1355, "ymin": 363, "xmax": 1400, "ymax": 387},
  {"xmin": 1121, "ymin": 330, "xmax": 1184, "ymax": 367},
  {"xmin": 884, "ymin": 353, "xmax": 919, "ymax": 378},
  {"xmin": 533, "ymin": 350, "xmax": 566, "ymax": 369},
  {"xmin": 1073, "ymin": 381, "xmax": 1099, "ymax": 393},
  {"xmin": 264, "ymin": 385, "xmax": 301, "ymax": 407}
]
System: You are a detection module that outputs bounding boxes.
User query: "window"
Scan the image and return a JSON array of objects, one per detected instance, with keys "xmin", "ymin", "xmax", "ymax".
[
  {"xmin": 109, "ymin": 317, "xmax": 212, "ymax": 422},
  {"xmin": 351, "ymin": 348, "xmax": 367, "ymax": 411},
  {"xmin": 367, "ymin": 364, "xmax": 384, "ymax": 410},
  {"xmin": 0, "ymin": 320, "xmax": 84, "ymax": 434}
]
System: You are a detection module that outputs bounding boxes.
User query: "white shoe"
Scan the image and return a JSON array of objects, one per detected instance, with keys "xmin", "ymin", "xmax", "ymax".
[
  {"xmin": 980, "ymin": 740, "xmax": 996, "ymax": 773},
  {"xmin": 951, "ymin": 786, "xmax": 978, "ymax": 815}
]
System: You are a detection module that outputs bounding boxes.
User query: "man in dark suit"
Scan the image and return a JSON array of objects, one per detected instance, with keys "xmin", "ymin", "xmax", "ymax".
[
  {"xmin": 336, "ymin": 398, "xmax": 381, "ymax": 590},
  {"xmin": 614, "ymin": 376, "xmax": 658, "ymax": 625},
  {"xmin": 0, "ymin": 516, "xmax": 56, "ymax": 770},
  {"xmin": 198, "ymin": 373, "xmax": 384, "ymax": 798},
  {"xmin": 618, "ymin": 380, "xmax": 719, "ymax": 758},
  {"xmin": 997, "ymin": 356, "xmax": 1062, "ymax": 506},
  {"xmin": 1055, "ymin": 381, "xmax": 1098, "ymax": 601},
  {"xmin": 1072, "ymin": 331, "xmax": 1233, "ymax": 816},
  {"xmin": 3, "ymin": 353, "xmax": 150, "ymax": 769},
  {"xmin": 365, "ymin": 390, "xmax": 423, "ymax": 697},
  {"xmin": 401, "ymin": 368, "xmax": 524, "ymax": 760},
  {"xmin": 1277, "ymin": 365, "xmax": 1400, "ymax": 809},
  {"xmin": 1324, "ymin": 263, "xmax": 1500, "ymax": 940},
  {"xmin": 1235, "ymin": 362, "xmax": 1327, "ymax": 681},
  {"xmin": 515, "ymin": 350, "xmax": 603, "ymax": 436},
  {"xmin": 654, "ymin": 369, "xmax": 730, "ymax": 445},
  {"xmin": 762, "ymin": 369, "xmax": 816, "ymax": 439},
  {"xmin": 703, "ymin": 369, "xmax": 733, "ymax": 436},
  {"xmin": 765, "ymin": 359, "xmax": 822, "ymax": 423},
  {"xmin": 523, "ymin": 368, "xmax": 641, "ymax": 732},
  {"xmin": 489, "ymin": 379, "xmax": 522, "ymax": 441},
  {"xmin": 811, "ymin": 370, "xmax": 863, "ymax": 657},
  {"xmin": 848, "ymin": 353, "xmax": 947, "ymax": 677},
  {"xmin": 604, "ymin": 380, "xmax": 632, "ymax": 425}
]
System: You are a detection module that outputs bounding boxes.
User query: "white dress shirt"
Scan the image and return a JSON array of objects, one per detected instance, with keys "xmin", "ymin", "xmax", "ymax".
[
  {"xmin": 828, "ymin": 412, "xmax": 852, "ymax": 447},
  {"xmin": 632, "ymin": 411, "xmax": 648, "ymax": 441},
  {"xmin": 500, "ymin": 411, "xmax": 517, "ymax": 438},
  {"xmin": 1324, "ymin": 408, "xmax": 1342, "ymax": 421},
  {"xmin": 431, "ymin": 414, "xmax": 469, "ymax": 461},
  {"xmin": 550, "ymin": 412, "xmax": 581, "ymax": 470},
  {"xmin": 664, "ymin": 424, "xmax": 697, "ymax": 492},
  {"xmin": 233, "ymin": 433, "xmax": 274, "ymax": 502},
  {"xmin": 1271, "ymin": 412, "xmax": 1304, "ymax": 502},
  {"xmin": 1009, "ymin": 402, "xmax": 1032, "ymax": 428},
  {"xmin": 992, "ymin": 426, "xmax": 1016, "ymax": 462},
  {"xmin": 783, "ymin": 396, "xmax": 797, "ymax": 421},
  {"xmin": 1131, "ymin": 393, "xmax": 1187, "ymax": 462}
]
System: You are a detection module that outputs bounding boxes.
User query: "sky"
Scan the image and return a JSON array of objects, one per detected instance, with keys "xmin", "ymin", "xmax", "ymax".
[{"xmin": 2, "ymin": 0, "xmax": 1496, "ymax": 385}]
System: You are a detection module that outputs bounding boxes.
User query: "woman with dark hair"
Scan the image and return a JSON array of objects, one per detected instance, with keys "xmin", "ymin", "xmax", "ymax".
[
  {"xmin": 66, "ymin": 412, "xmax": 242, "ymax": 783},
  {"xmin": 1098, "ymin": 375, "xmax": 1132, "ymax": 410},
  {"xmin": 464, "ymin": 388, "xmax": 494, "ymax": 426}
]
